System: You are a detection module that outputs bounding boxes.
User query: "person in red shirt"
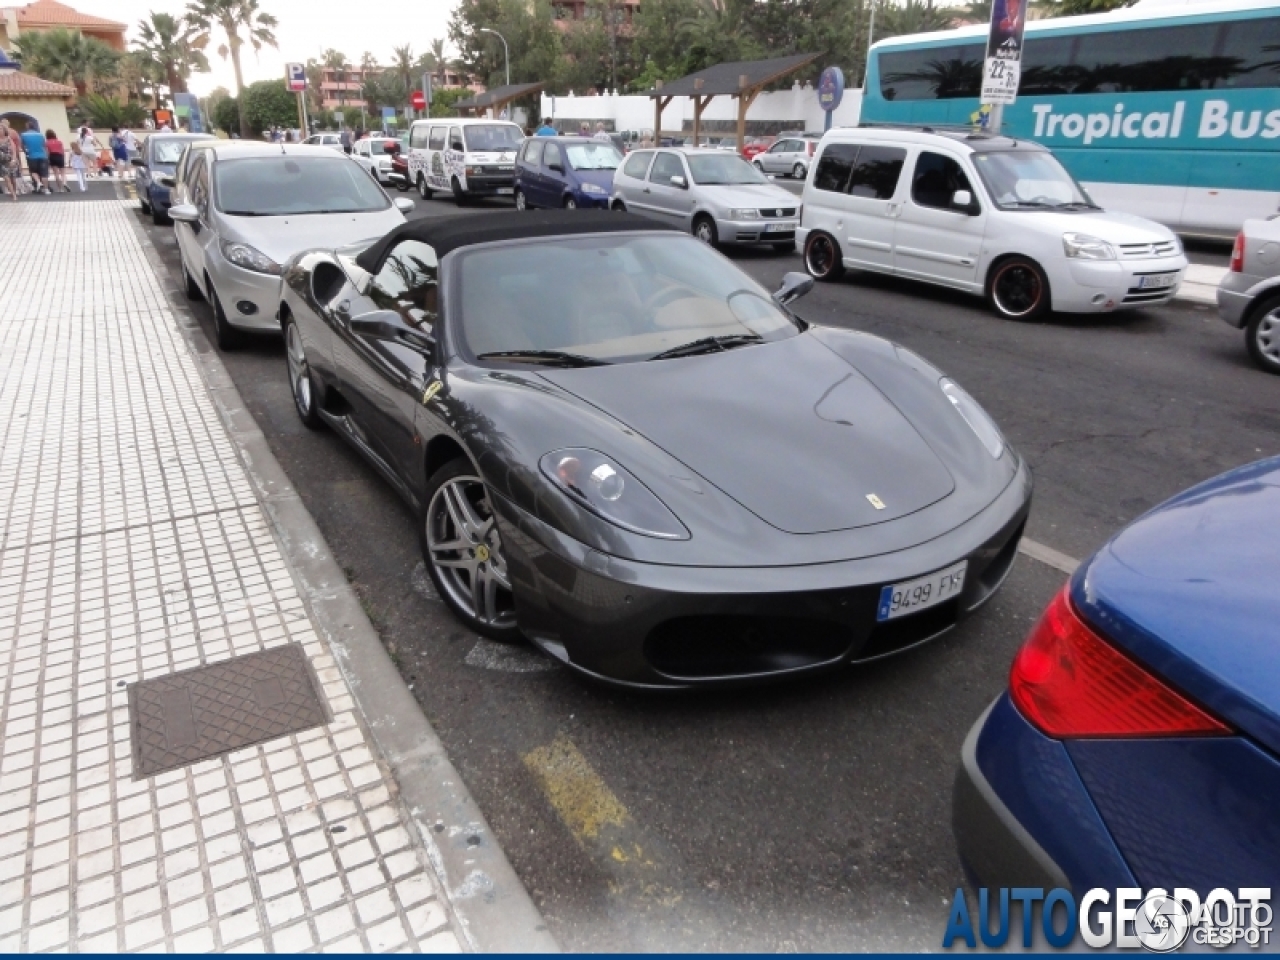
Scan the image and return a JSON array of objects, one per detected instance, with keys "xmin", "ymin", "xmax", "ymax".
[{"xmin": 44, "ymin": 129, "xmax": 69, "ymax": 192}]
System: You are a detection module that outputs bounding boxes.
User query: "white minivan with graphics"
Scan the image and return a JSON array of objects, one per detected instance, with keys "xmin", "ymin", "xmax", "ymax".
[
  {"xmin": 405, "ymin": 117, "xmax": 524, "ymax": 205},
  {"xmin": 797, "ymin": 126, "xmax": 1188, "ymax": 320}
]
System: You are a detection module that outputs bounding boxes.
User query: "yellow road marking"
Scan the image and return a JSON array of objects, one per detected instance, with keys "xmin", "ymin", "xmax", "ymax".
[{"xmin": 523, "ymin": 734, "xmax": 629, "ymax": 842}]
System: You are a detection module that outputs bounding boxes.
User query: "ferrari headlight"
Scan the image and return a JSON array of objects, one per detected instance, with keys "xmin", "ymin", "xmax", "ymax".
[
  {"xmin": 729, "ymin": 208, "xmax": 760, "ymax": 220},
  {"xmin": 540, "ymin": 448, "xmax": 689, "ymax": 540},
  {"xmin": 1062, "ymin": 232, "xmax": 1116, "ymax": 261},
  {"xmin": 579, "ymin": 182, "xmax": 608, "ymax": 196},
  {"xmin": 220, "ymin": 239, "xmax": 282, "ymax": 275},
  {"xmin": 940, "ymin": 378, "xmax": 1004, "ymax": 459}
]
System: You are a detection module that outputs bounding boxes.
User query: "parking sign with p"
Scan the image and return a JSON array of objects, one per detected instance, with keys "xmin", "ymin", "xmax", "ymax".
[{"xmin": 286, "ymin": 63, "xmax": 306, "ymax": 93}]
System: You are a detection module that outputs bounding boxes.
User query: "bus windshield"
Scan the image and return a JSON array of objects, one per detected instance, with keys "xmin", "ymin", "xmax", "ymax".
[
  {"xmin": 464, "ymin": 124, "xmax": 523, "ymax": 152},
  {"xmin": 971, "ymin": 150, "xmax": 1095, "ymax": 210}
]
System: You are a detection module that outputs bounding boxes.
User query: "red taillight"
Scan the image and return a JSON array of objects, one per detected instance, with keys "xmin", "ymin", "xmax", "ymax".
[
  {"xmin": 1010, "ymin": 588, "xmax": 1229, "ymax": 738},
  {"xmin": 1230, "ymin": 232, "xmax": 1245, "ymax": 272},
  {"xmin": 807, "ymin": 141, "xmax": 816, "ymax": 156}
]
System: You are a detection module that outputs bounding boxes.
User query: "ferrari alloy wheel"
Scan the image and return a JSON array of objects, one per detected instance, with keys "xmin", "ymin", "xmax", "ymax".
[
  {"xmin": 988, "ymin": 256, "xmax": 1050, "ymax": 322},
  {"xmin": 693, "ymin": 215, "xmax": 718, "ymax": 245},
  {"xmin": 285, "ymin": 317, "xmax": 323, "ymax": 429},
  {"xmin": 804, "ymin": 232, "xmax": 844, "ymax": 282},
  {"xmin": 1246, "ymin": 295, "xmax": 1280, "ymax": 375},
  {"xmin": 515, "ymin": 188, "xmax": 527, "ymax": 211},
  {"xmin": 422, "ymin": 460, "xmax": 520, "ymax": 641}
]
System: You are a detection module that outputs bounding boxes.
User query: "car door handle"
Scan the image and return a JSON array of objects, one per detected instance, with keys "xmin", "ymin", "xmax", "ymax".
[{"xmin": 643, "ymin": 187, "xmax": 651, "ymax": 194}]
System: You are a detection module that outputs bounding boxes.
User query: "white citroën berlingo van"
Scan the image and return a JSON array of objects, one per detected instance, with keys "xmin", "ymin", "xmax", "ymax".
[{"xmin": 797, "ymin": 125, "xmax": 1188, "ymax": 321}]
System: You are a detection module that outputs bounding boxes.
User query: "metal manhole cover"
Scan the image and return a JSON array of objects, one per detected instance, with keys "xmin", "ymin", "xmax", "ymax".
[{"xmin": 128, "ymin": 644, "xmax": 329, "ymax": 779}]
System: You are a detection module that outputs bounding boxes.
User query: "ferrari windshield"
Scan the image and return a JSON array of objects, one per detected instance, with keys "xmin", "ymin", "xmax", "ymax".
[
  {"xmin": 687, "ymin": 154, "xmax": 768, "ymax": 186},
  {"xmin": 971, "ymin": 150, "xmax": 1094, "ymax": 209},
  {"xmin": 214, "ymin": 156, "xmax": 390, "ymax": 216},
  {"xmin": 457, "ymin": 234, "xmax": 800, "ymax": 365}
]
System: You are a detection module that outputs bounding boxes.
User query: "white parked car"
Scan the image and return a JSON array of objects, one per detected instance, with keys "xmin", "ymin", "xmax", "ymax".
[
  {"xmin": 753, "ymin": 134, "xmax": 821, "ymax": 179},
  {"xmin": 166, "ymin": 142, "xmax": 413, "ymax": 350},
  {"xmin": 797, "ymin": 127, "xmax": 1188, "ymax": 321},
  {"xmin": 303, "ymin": 133, "xmax": 344, "ymax": 151},
  {"xmin": 611, "ymin": 148, "xmax": 800, "ymax": 251},
  {"xmin": 352, "ymin": 135, "xmax": 399, "ymax": 185}
]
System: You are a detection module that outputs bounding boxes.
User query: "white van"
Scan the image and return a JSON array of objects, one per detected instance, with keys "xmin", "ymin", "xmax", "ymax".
[
  {"xmin": 405, "ymin": 117, "xmax": 524, "ymax": 205},
  {"xmin": 797, "ymin": 126, "xmax": 1189, "ymax": 321}
]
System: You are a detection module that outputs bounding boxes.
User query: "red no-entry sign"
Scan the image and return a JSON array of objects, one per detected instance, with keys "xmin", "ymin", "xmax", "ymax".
[{"xmin": 410, "ymin": 91, "xmax": 426, "ymax": 110}]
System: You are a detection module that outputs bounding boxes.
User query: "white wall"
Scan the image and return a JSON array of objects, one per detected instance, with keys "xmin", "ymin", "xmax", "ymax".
[{"xmin": 539, "ymin": 83, "xmax": 862, "ymax": 138}]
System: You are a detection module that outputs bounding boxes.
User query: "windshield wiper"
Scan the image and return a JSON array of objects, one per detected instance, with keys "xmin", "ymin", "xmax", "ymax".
[
  {"xmin": 476, "ymin": 350, "xmax": 608, "ymax": 368},
  {"xmin": 223, "ymin": 210, "xmax": 271, "ymax": 216},
  {"xmin": 648, "ymin": 334, "xmax": 762, "ymax": 361},
  {"xmin": 1054, "ymin": 201, "xmax": 1102, "ymax": 210},
  {"xmin": 1005, "ymin": 200, "xmax": 1053, "ymax": 209}
]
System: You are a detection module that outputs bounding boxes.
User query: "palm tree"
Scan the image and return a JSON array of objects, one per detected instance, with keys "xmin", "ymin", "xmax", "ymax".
[
  {"xmin": 322, "ymin": 47, "xmax": 348, "ymax": 117},
  {"xmin": 185, "ymin": 0, "xmax": 279, "ymax": 137},
  {"xmin": 428, "ymin": 37, "xmax": 448, "ymax": 90},
  {"xmin": 14, "ymin": 28, "xmax": 122, "ymax": 94},
  {"xmin": 390, "ymin": 44, "xmax": 414, "ymax": 107},
  {"xmin": 134, "ymin": 12, "xmax": 210, "ymax": 100}
]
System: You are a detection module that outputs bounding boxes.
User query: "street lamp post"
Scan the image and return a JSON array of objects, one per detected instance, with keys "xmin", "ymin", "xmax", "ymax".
[{"xmin": 478, "ymin": 27, "xmax": 510, "ymax": 88}]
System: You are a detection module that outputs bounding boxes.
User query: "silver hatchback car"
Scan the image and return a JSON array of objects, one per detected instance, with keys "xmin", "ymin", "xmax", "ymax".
[
  {"xmin": 1217, "ymin": 214, "xmax": 1280, "ymax": 375},
  {"xmin": 168, "ymin": 142, "xmax": 413, "ymax": 350},
  {"xmin": 611, "ymin": 148, "xmax": 801, "ymax": 251}
]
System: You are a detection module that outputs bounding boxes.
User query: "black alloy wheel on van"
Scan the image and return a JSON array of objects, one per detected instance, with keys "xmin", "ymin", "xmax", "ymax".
[{"xmin": 987, "ymin": 256, "xmax": 1051, "ymax": 322}]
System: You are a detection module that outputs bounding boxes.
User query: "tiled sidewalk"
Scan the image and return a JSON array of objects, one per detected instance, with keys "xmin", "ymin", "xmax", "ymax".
[{"xmin": 0, "ymin": 201, "xmax": 463, "ymax": 951}]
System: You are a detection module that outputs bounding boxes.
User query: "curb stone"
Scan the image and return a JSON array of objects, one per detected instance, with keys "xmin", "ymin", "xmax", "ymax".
[{"xmin": 115, "ymin": 186, "xmax": 558, "ymax": 954}]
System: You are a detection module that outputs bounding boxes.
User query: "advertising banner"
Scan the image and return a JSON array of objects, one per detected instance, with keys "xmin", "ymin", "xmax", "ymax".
[{"xmin": 981, "ymin": 0, "xmax": 1026, "ymax": 105}]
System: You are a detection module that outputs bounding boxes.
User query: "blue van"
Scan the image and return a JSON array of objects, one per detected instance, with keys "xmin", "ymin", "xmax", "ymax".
[{"xmin": 514, "ymin": 136, "xmax": 624, "ymax": 210}]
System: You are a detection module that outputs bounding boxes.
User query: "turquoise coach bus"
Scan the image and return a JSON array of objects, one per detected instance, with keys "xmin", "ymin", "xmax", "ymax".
[{"xmin": 861, "ymin": 0, "xmax": 1280, "ymax": 238}]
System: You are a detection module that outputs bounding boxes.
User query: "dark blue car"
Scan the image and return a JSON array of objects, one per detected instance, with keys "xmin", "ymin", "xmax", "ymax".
[
  {"xmin": 956, "ymin": 457, "xmax": 1280, "ymax": 897},
  {"xmin": 514, "ymin": 136, "xmax": 623, "ymax": 211},
  {"xmin": 133, "ymin": 133, "xmax": 215, "ymax": 225}
]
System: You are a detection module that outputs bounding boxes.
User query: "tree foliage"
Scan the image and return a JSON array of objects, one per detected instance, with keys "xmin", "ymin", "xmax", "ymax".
[
  {"xmin": 186, "ymin": 0, "xmax": 279, "ymax": 136},
  {"xmin": 13, "ymin": 28, "xmax": 122, "ymax": 94},
  {"xmin": 132, "ymin": 11, "xmax": 209, "ymax": 101},
  {"xmin": 80, "ymin": 92, "xmax": 148, "ymax": 127},
  {"xmin": 240, "ymin": 79, "xmax": 296, "ymax": 132},
  {"xmin": 212, "ymin": 93, "xmax": 240, "ymax": 134}
]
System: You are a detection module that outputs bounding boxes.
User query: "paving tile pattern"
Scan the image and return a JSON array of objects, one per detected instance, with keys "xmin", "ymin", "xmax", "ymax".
[{"xmin": 0, "ymin": 201, "xmax": 462, "ymax": 952}]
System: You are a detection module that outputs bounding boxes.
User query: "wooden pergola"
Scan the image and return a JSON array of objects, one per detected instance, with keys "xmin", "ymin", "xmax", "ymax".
[
  {"xmin": 643, "ymin": 53, "xmax": 820, "ymax": 152},
  {"xmin": 454, "ymin": 82, "xmax": 546, "ymax": 120}
]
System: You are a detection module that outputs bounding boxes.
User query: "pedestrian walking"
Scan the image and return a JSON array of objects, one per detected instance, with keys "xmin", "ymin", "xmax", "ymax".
[
  {"xmin": 108, "ymin": 126, "xmax": 129, "ymax": 178},
  {"xmin": 0, "ymin": 122, "xmax": 18, "ymax": 202},
  {"xmin": 20, "ymin": 121, "xmax": 50, "ymax": 194},
  {"xmin": 340, "ymin": 128, "xmax": 352, "ymax": 154},
  {"xmin": 44, "ymin": 129, "xmax": 69, "ymax": 191},
  {"xmin": 535, "ymin": 119, "xmax": 557, "ymax": 136},
  {"xmin": 592, "ymin": 122, "xmax": 612, "ymax": 142},
  {"xmin": 578, "ymin": 121, "xmax": 590, "ymax": 137},
  {"xmin": 70, "ymin": 126, "xmax": 93, "ymax": 191}
]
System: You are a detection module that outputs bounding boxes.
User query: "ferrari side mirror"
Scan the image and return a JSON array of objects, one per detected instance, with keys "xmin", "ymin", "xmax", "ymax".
[{"xmin": 773, "ymin": 271, "xmax": 814, "ymax": 306}]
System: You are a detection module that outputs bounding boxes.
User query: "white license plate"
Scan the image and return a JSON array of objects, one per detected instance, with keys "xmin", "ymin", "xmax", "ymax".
[
  {"xmin": 496, "ymin": 188, "xmax": 513, "ymax": 195},
  {"xmin": 1138, "ymin": 273, "xmax": 1177, "ymax": 290},
  {"xmin": 877, "ymin": 560, "xmax": 967, "ymax": 622},
  {"xmin": 498, "ymin": 165, "xmax": 514, "ymax": 171},
  {"xmin": 765, "ymin": 222, "xmax": 797, "ymax": 233}
]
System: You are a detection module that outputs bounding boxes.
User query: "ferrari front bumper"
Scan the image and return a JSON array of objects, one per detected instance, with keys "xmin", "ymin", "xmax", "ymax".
[{"xmin": 493, "ymin": 455, "xmax": 1032, "ymax": 689}]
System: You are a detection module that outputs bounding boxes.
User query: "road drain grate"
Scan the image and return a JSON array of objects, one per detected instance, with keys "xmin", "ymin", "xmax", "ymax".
[{"xmin": 128, "ymin": 644, "xmax": 329, "ymax": 779}]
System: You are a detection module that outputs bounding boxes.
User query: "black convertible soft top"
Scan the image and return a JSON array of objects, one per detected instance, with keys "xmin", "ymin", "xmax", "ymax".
[{"xmin": 354, "ymin": 209, "xmax": 679, "ymax": 274}]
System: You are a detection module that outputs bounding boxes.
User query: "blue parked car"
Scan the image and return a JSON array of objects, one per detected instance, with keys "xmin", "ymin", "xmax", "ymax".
[
  {"xmin": 955, "ymin": 457, "xmax": 1280, "ymax": 897},
  {"xmin": 513, "ymin": 136, "xmax": 623, "ymax": 211},
  {"xmin": 133, "ymin": 133, "xmax": 215, "ymax": 225}
]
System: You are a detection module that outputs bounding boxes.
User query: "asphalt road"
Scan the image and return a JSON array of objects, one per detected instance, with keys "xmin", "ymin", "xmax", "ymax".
[{"xmin": 136, "ymin": 191, "xmax": 1277, "ymax": 951}]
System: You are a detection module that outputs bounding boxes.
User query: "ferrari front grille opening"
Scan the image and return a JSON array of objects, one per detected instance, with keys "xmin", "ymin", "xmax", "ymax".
[
  {"xmin": 853, "ymin": 600, "xmax": 959, "ymax": 662},
  {"xmin": 644, "ymin": 615, "xmax": 852, "ymax": 680}
]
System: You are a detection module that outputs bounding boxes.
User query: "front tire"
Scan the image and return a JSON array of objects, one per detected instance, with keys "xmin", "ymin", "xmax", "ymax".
[
  {"xmin": 987, "ymin": 256, "xmax": 1050, "ymax": 322},
  {"xmin": 284, "ymin": 314, "xmax": 323, "ymax": 429},
  {"xmin": 563, "ymin": 195, "xmax": 577, "ymax": 210},
  {"xmin": 151, "ymin": 204, "xmax": 168, "ymax": 226},
  {"xmin": 1245, "ymin": 293, "xmax": 1280, "ymax": 375},
  {"xmin": 420, "ymin": 459, "xmax": 522, "ymax": 643},
  {"xmin": 692, "ymin": 215, "xmax": 718, "ymax": 245},
  {"xmin": 451, "ymin": 177, "xmax": 469, "ymax": 207},
  {"xmin": 753, "ymin": 159, "xmax": 764, "ymax": 172},
  {"xmin": 183, "ymin": 262, "xmax": 204, "ymax": 302},
  {"xmin": 792, "ymin": 162, "xmax": 806, "ymax": 180},
  {"xmin": 139, "ymin": 190, "xmax": 151, "ymax": 214},
  {"xmin": 804, "ymin": 231, "xmax": 845, "ymax": 282},
  {"xmin": 418, "ymin": 174, "xmax": 431, "ymax": 200},
  {"xmin": 209, "ymin": 281, "xmax": 243, "ymax": 350},
  {"xmin": 514, "ymin": 188, "xmax": 528, "ymax": 211}
]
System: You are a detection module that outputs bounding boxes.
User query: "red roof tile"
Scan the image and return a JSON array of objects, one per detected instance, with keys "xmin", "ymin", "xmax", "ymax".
[
  {"xmin": 0, "ymin": 70, "xmax": 76, "ymax": 97},
  {"xmin": 15, "ymin": 0, "xmax": 126, "ymax": 31}
]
